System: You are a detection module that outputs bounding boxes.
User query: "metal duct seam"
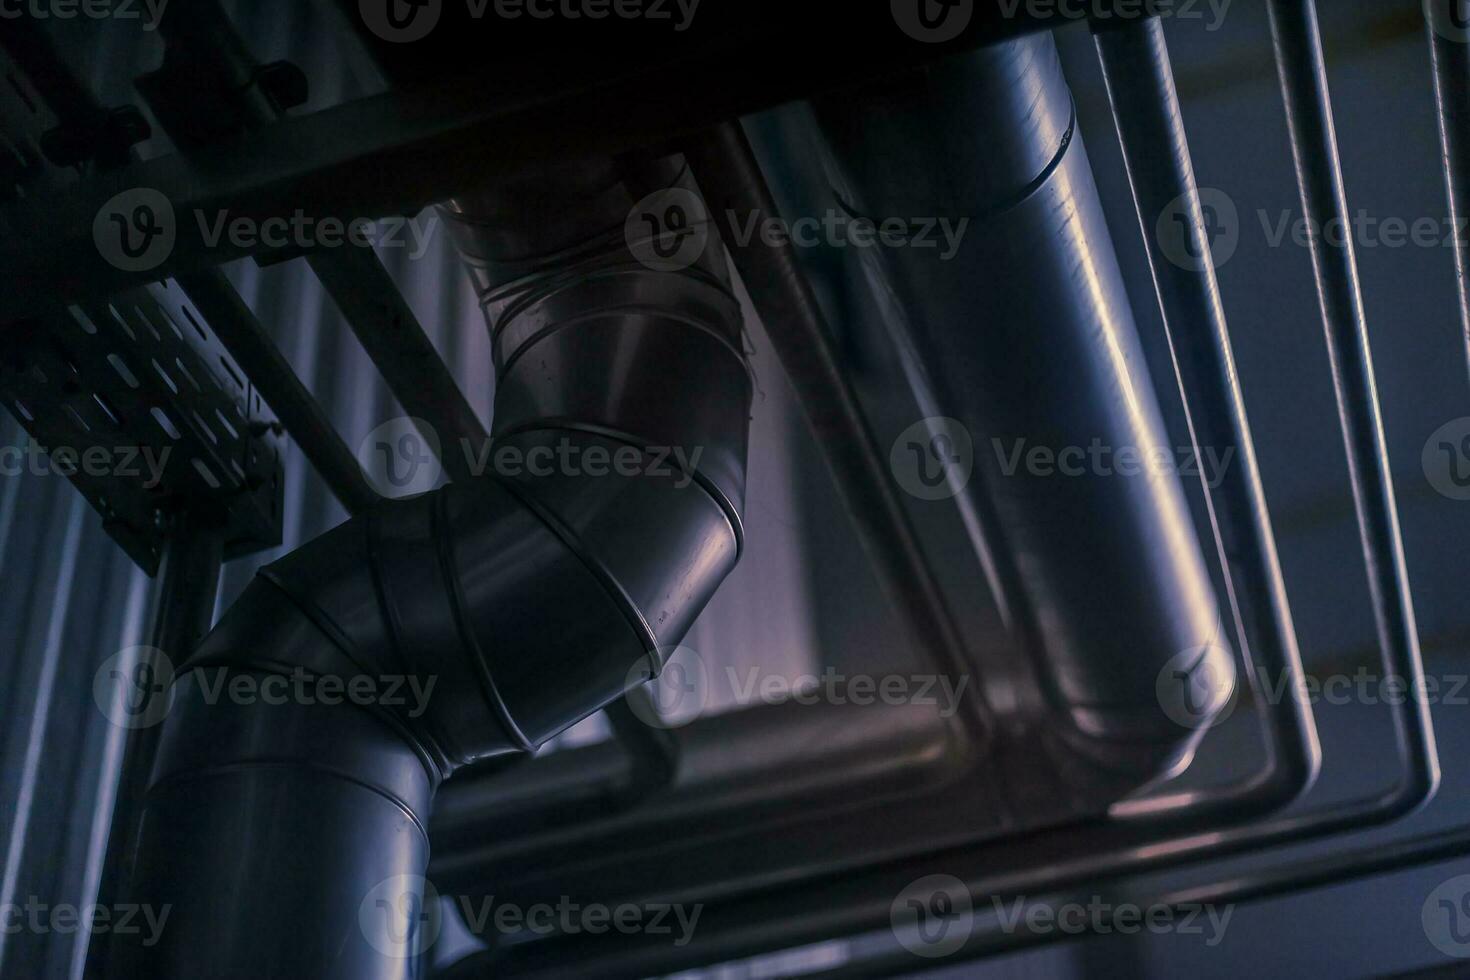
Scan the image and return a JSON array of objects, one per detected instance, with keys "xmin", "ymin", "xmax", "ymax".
[{"xmin": 109, "ymin": 162, "xmax": 751, "ymax": 979}]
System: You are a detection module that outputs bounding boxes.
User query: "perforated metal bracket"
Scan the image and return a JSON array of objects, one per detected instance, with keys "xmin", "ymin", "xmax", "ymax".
[{"xmin": 0, "ymin": 281, "xmax": 284, "ymax": 574}]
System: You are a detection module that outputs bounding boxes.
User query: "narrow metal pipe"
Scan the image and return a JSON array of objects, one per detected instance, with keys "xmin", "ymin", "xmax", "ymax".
[
  {"xmin": 1093, "ymin": 17, "xmax": 1320, "ymax": 822},
  {"xmin": 1426, "ymin": 0, "xmax": 1470, "ymax": 386},
  {"xmin": 1266, "ymin": 0, "xmax": 1439, "ymax": 805},
  {"xmin": 84, "ymin": 515, "xmax": 223, "ymax": 976},
  {"xmin": 603, "ymin": 688, "xmax": 679, "ymax": 801}
]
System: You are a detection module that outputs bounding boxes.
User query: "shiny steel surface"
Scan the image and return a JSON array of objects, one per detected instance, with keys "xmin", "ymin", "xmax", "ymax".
[
  {"xmin": 0, "ymin": 3, "xmax": 1456, "ymax": 977},
  {"xmin": 86, "ymin": 518, "xmax": 222, "ymax": 972},
  {"xmin": 1266, "ymin": 0, "xmax": 1439, "ymax": 809},
  {"xmin": 1094, "ymin": 17, "xmax": 1321, "ymax": 823},
  {"xmin": 813, "ymin": 35, "xmax": 1233, "ymax": 786},
  {"xmin": 442, "ymin": 18, "xmax": 1451, "ymax": 974},
  {"xmin": 1426, "ymin": 0, "xmax": 1470, "ymax": 386},
  {"xmin": 111, "ymin": 158, "xmax": 752, "ymax": 977}
]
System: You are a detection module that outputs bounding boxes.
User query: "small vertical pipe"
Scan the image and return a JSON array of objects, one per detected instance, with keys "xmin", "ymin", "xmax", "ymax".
[
  {"xmin": 85, "ymin": 515, "xmax": 223, "ymax": 977},
  {"xmin": 1266, "ymin": 0, "xmax": 1439, "ymax": 802},
  {"xmin": 1426, "ymin": 0, "xmax": 1470, "ymax": 388}
]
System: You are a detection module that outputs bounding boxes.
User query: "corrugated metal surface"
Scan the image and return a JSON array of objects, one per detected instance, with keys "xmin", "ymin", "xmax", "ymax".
[{"xmin": 0, "ymin": 411, "xmax": 153, "ymax": 980}]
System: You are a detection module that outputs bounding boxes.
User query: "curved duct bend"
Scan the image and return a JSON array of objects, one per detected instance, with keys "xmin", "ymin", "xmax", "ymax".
[{"xmin": 109, "ymin": 160, "xmax": 751, "ymax": 979}]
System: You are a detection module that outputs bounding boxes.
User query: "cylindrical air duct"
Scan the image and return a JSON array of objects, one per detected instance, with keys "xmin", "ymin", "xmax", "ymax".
[
  {"xmin": 812, "ymin": 34, "xmax": 1233, "ymax": 791},
  {"xmin": 108, "ymin": 157, "xmax": 751, "ymax": 978}
]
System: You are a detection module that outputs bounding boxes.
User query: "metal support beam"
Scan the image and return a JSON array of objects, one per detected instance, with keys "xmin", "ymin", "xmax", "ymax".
[
  {"xmin": 1, "ymin": 12, "xmax": 375, "ymax": 520},
  {"xmin": 308, "ymin": 248, "xmax": 488, "ymax": 482},
  {"xmin": 0, "ymin": 0, "xmax": 1096, "ymax": 325},
  {"xmin": 145, "ymin": 0, "xmax": 488, "ymax": 485},
  {"xmin": 178, "ymin": 270, "xmax": 379, "ymax": 514}
]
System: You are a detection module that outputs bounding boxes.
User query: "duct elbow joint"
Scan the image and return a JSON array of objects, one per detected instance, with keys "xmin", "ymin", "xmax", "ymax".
[{"xmin": 114, "ymin": 163, "xmax": 751, "ymax": 979}]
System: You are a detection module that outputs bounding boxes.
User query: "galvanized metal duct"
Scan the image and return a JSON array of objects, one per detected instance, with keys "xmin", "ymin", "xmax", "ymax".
[
  {"xmin": 811, "ymin": 34, "xmax": 1233, "ymax": 791},
  {"xmin": 107, "ymin": 160, "xmax": 751, "ymax": 979}
]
